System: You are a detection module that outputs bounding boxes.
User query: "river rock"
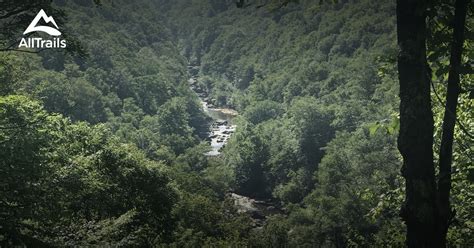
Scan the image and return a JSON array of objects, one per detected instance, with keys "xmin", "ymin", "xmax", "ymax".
[{"xmin": 216, "ymin": 120, "xmax": 228, "ymax": 125}]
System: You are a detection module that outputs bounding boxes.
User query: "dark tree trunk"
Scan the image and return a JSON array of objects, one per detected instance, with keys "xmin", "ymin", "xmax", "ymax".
[
  {"xmin": 437, "ymin": 0, "xmax": 468, "ymax": 246},
  {"xmin": 396, "ymin": 0, "xmax": 438, "ymax": 247}
]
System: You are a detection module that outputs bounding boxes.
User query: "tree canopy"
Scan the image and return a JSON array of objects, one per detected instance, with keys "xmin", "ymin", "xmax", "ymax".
[{"xmin": 0, "ymin": 0, "xmax": 472, "ymax": 246}]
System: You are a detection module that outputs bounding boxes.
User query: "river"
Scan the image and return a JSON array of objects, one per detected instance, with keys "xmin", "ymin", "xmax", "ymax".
[
  {"xmin": 188, "ymin": 66, "xmax": 284, "ymax": 226},
  {"xmin": 188, "ymin": 66, "xmax": 238, "ymax": 156}
]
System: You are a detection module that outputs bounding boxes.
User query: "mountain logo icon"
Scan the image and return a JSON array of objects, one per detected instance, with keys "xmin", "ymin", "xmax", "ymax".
[{"xmin": 23, "ymin": 9, "xmax": 61, "ymax": 36}]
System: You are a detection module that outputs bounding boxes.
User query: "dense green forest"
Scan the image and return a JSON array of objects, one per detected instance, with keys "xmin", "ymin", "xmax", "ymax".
[{"xmin": 0, "ymin": 0, "xmax": 472, "ymax": 247}]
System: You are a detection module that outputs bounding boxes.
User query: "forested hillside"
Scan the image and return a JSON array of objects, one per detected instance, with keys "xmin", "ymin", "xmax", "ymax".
[
  {"xmin": 162, "ymin": 0, "xmax": 406, "ymax": 246},
  {"xmin": 1, "ymin": 0, "xmax": 472, "ymax": 247}
]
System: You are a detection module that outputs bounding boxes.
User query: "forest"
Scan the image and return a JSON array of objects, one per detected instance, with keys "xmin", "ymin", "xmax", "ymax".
[{"xmin": 0, "ymin": 0, "xmax": 472, "ymax": 247}]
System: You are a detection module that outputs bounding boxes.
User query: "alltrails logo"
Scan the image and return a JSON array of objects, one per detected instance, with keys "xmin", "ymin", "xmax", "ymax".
[{"xmin": 18, "ymin": 9, "xmax": 66, "ymax": 49}]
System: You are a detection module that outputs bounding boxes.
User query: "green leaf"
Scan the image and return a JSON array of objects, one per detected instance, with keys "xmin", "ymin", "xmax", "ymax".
[{"xmin": 369, "ymin": 123, "xmax": 380, "ymax": 136}]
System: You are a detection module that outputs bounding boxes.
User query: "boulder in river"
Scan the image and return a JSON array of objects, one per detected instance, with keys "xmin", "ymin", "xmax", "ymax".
[
  {"xmin": 215, "ymin": 120, "xmax": 228, "ymax": 125},
  {"xmin": 227, "ymin": 192, "xmax": 285, "ymax": 218}
]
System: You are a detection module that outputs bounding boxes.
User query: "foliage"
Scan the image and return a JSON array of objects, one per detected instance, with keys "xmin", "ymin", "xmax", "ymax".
[{"xmin": 1, "ymin": 0, "xmax": 471, "ymax": 246}]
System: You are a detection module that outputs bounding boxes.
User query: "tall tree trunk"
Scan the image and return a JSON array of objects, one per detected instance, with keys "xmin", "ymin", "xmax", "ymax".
[
  {"xmin": 437, "ymin": 0, "xmax": 468, "ymax": 246},
  {"xmin": 396, "ymin": 0, "xmax": 438, "ymax": 247}
]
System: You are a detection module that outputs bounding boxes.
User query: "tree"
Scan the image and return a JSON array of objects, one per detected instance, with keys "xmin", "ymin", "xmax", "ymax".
[
  {"xmin": 225, "ymin": 122, "xmax": 269, "ymax": 198},
  {"xmin": 288, "ymin": 97, "xmax": 333, "ymax": 168},
  {"xmin": 0, "ymin": 95, "xmax": 180, "ymax": 246},
  {"xmin": 0, "ymin": 95, "xmax": 54, "ymax": 246},
  {"xmin": 243, "ymin": 100, "xmax": 283, "ymax": 124},
  {"xmin": 435, "ymin": 0, "xmax": 469, "ymax": 246},
  {"xmin": 396, "ymin": 1, "xmax": 438, "ymax": 246},
  {"xmin": 397, "ymin": 0, "xmax": 469, "ymax": 246}
]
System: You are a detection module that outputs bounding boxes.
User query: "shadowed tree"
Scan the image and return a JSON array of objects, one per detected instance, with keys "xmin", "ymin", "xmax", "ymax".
[
  {"xmin": 396, "ymin": 1, "xmax": 438, "ymax": 246},
  {"xmin": 434, "ymin": 0, "xmax": 469, "ymax": 246}
]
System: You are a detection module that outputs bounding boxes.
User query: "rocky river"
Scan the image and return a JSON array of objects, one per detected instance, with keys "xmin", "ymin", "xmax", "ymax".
[
  {"xmin": 188, "ymin": 66, "xmax": 285, "ymax": 226},
  {"xmin": 188, "ymin": 66, "xmax": 238, "ymax": 156}
]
